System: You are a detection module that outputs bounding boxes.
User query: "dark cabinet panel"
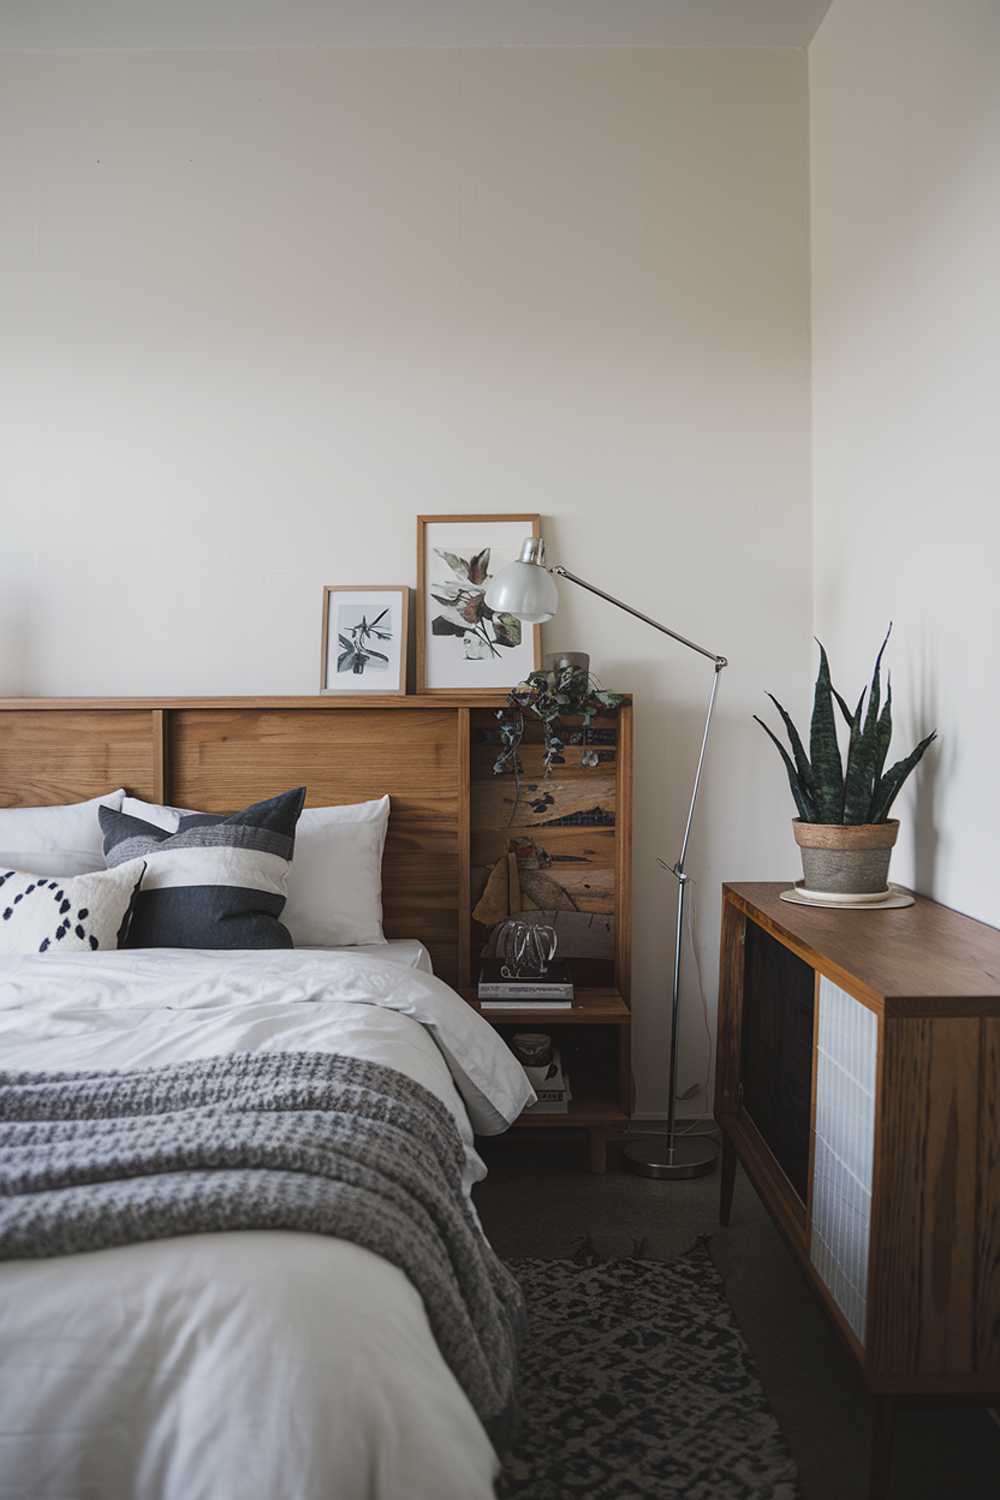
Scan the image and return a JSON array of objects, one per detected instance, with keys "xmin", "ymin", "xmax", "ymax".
[{"xmin": 740, "ymin": 922, "xmax": 815, "ymax": 1203}]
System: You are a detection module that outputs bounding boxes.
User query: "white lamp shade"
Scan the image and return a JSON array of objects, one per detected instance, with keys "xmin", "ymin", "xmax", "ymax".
[
  {"xmin": 485, "ymin": 543, "xmax": 563, "ymax": 624},
  {"xmin": 485, "ymin": 555, "xmax": 560, "ymax": 624}
]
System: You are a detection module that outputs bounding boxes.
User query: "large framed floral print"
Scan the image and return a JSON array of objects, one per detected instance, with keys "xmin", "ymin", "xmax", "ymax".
[{"xmin": 416, "ymin": 515, "xmax": 542, "ymax": 694}]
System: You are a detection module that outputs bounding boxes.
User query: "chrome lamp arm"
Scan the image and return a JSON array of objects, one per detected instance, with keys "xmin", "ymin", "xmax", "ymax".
[
  {"xmin": 552, "ymin": 565, "xmax": 727, "ymax": 670},
  {"xmin": 551, "ymin": 564, "xmax": 726, "ymax": 876},
  {"xmin": 550, "ymin": 562, "xmax": 728, "ymax": 1179}
]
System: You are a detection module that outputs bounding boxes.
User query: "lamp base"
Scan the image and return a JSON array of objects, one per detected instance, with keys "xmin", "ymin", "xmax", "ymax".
[{"xmin": 622, "ymin": 1133, "xmax": 718, "ymax": 1180}]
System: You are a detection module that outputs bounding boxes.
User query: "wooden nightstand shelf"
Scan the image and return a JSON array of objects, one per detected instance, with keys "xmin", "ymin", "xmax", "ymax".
[
  {"xmin": 464, "ymin": 702, "xmax": 633, "ymax": 1172},
  {"xmin": 465, "ymin": 989, "xmax": 630, "ymax": 1025}
]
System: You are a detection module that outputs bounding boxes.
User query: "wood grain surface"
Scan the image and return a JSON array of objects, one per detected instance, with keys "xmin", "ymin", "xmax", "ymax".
[
  {"xmin": 468, "ymin": 706, "xmax": 624, "ymax": 983},
  {"xmin": 0, "ymin": 694, "xmax": 515, "ymax": 712},
  {"xmin": 869, "ymin": 1017, "xmax": 980, "ymax": 1376},
  {"xmin": 725, "ymin": 882, "xmax": 1000, "ymax": 1010},
  {"xmin": 0, "ymin": 710, "xmax": 157, "ymax": 808},
  {"xmin": 714, "ymin": 895, "xmax": 746, "ymax": 1118},
  {"xmin": 614, "ymin": 702, "xmax": 634, "ymax": 1005},
  {"xmin": 976, "ymin": 1018, "xmax": 1000, "ymax": 1371}
]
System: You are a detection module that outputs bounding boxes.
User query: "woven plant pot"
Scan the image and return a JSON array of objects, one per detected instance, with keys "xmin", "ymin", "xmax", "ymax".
[{"xmin": 792, "ymin": 819, "xmax": 899, "ymax": 897}]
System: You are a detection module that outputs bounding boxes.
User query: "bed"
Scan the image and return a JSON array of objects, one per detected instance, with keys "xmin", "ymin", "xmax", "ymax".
[{"xmin": 0, "ymin": 697, "xmax": 535, "ymax": 1500}]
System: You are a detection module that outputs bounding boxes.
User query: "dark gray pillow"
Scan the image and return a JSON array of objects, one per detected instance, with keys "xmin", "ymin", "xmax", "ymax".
[{"xmin": 100, "ymin": 787, "xmax": 306, "ymax": 949}]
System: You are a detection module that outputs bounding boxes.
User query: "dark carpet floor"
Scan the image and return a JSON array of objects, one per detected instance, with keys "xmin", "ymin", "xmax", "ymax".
[
  {"xmin": 474, "ymin": 1130, "xmax": 1000, "ymax": 1500},
  {"xmin": 497, "ymin": 1242, "xmax": 799, "ymax": 1500}
]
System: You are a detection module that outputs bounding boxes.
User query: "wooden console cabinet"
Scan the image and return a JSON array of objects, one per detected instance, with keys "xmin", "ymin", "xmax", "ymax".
[{"xmin": 715, "ymin": 882, "xmax": 1000, "ymax": 1499}]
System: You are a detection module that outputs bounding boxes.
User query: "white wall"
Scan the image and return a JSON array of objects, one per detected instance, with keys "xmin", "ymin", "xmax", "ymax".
[
  {"xmin": 0, "ymin": 46, "xmax": 812, "ymax": 1113},
  {"xmin": 810, "ymin": 0, "xmax": 1000, "ymax": 926}
]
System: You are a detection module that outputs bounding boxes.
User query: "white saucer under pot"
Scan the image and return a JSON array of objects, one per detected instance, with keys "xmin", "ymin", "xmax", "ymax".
[
  {"xmin": 797, "ymin": 884, "xmax": 892, "ymax": 905},
  {"xmin": 779, "ymin": 883, "xmax": 914, "ymax": 911}
]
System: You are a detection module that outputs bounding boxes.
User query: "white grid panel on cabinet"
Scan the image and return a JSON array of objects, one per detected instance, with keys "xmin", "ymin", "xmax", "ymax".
[{"xmin": 810, "ymin": 976, "xmax": 877, "ymax": 1345}]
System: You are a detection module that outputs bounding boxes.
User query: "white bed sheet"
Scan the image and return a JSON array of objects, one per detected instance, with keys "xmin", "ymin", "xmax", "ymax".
[
  {"xmin": 0, "ymin": 946, "xmax": 532, "ymax": 1500},
  {"xmin": 306, "ymin": 936, "xmax": 434, "ymax": 974}
]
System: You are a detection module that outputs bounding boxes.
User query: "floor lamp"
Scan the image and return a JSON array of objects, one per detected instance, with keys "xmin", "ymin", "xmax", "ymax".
[{"xmin": 485, "ymin": 537, "xmax": 728, "ymax": 1179}]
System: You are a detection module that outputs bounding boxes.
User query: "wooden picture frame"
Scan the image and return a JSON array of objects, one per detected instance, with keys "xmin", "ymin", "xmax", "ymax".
[
  {"xmin": 416, "ymin": 514, "xmax": 542, "ymax": 696},
  {"xmin": 320, "ymin": 585, "xmax": 409, "ymax": 694}
]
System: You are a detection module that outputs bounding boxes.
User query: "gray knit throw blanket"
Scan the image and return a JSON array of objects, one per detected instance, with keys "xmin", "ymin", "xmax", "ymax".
[{"xmin": 0, "ymin": 1050, "xmax": 524, "ymax": 1442}]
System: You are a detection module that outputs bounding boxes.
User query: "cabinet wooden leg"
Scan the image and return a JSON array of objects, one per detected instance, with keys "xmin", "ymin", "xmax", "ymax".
[
  {"xmin": 868, "ymin": 1395, "xmax": 896, "ymax": 1500},
  {"xmin": 720, "ymin": 1134, "xmax": 737, "ymax": 1225},
  {"xmin": 587, "ymin": 1129, "xmax": 608, "ymax": 1175}
]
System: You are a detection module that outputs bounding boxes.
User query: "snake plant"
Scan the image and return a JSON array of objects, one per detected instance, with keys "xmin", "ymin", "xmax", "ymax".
[{"xmin": 754, "ymin": 627, "xmax": 937, "ymax": 825}]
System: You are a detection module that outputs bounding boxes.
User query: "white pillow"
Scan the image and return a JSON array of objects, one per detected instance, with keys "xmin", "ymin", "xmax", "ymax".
[
  {"xmin": 121, "ymin": 794, "xmax": 390, "ymax": 947},
  {"xmin": 0, "ymin": 790, "xmax": 126, "ymax": 877},
  {"xmin": 0, "ymin": 862, "xmax": 144, "ymax": 954}
]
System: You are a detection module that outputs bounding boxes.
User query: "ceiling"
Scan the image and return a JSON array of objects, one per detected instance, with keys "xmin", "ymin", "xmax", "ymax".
[{"xmin": 0, "ymin": 1, "xmax": 835, "ymax": 52}]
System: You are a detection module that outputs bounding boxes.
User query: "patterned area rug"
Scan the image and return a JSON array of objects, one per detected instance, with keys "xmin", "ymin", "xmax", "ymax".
[{"xmin": 498, "ymin": 1238, "xmax": 800, "ymax": 1500}]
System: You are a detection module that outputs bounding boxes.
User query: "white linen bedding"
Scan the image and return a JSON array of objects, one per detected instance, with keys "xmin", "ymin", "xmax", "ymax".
[
  {"xmin": 0, "ymin": 947, "xmax": 533, "ymax": 1500},
  {"xmin": 315, "ymin": 936, "xmax": 434, "ymax": 973}
]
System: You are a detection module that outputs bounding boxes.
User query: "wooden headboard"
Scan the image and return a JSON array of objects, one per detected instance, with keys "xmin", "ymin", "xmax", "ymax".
[{"xmin": 0, "ymin": 694, "xmax": 633, "ymax": 997}]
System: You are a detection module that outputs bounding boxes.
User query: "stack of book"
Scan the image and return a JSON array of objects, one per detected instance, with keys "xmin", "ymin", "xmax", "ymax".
[
  {"xmin": 523, "ymin": 1048, "xmax": 572, "ymax": 1114},
  {"xmin": 478, "ymin": 958, "xmax": 574, "ymax": 1010}
]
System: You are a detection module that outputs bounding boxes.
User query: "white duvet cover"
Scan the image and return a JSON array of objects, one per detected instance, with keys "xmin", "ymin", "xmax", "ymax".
[{"xmin": 0, "ymin": 947, "xmax": 533, "ymax": 1500}]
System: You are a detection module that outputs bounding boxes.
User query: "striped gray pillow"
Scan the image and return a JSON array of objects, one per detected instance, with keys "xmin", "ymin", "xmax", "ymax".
[{"xmin": 100, "ymin": 787, "xmax": 306, "ymax": 949}]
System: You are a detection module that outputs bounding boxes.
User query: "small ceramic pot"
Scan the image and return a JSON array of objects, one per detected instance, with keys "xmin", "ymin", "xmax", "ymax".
[
  {"xmin": 792, "ymin": 819, "xmax": 900, "ymax": 897},
  {"xmin": 544, "ymin": 651, "xmax": 590, "ymax": 677},
  {"xmin": 544, "ymin": 652, "xmax": 591, "ymax": 700},
  {"xmin": 511, "ymin": 1032, "xmax": 553, "ymax": 1067}
]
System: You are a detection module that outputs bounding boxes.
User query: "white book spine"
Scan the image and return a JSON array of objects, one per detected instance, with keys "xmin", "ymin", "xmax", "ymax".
[
  {"xmin": 480, "ymin": 999, "xmax": 573, "ymax": 1010},
  {"xmin": 478, "ymin": 984, "xmax": 574, "ymax": 999}
]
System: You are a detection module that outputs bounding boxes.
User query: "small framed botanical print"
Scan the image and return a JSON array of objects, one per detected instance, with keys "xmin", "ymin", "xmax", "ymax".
[
  {"xmin": 416, "ymin": 515, "xmax": 542, "ymax": 694},
  {"xmin": 321, "ymin": 586, "xmax": 409, "ymax": 694}
]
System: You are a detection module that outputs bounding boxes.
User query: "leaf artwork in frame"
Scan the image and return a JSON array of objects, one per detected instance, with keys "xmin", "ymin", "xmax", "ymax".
[
  {"xmin": 337, "ymin": 606, "xmax": 392, "ymax": 678},
  {"xmin": 321, "ymin": 586, "xmax": 409, "ymax": 695},
  {"xmin": 431, "ymin": 547, "xmax": 523, "ymax": 663},
  {"xmin": 417, "ymin": 515, "xmax": 541, "ymax": 693}
]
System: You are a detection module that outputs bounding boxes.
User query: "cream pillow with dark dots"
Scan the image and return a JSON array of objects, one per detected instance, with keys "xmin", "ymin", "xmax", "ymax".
[{"xmin": 0, "ymin": 863, "xmax": 145, "ymax": 954}]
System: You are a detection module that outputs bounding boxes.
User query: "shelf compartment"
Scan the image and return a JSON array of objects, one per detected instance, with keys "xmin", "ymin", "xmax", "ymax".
[
  {"xmin": 465, "ymin": 988, "xmax": 629, "ymax": 1025},
  {"xmin": 513, "ymin": 1091, "xmax": 627, "ymax": 1128}
]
